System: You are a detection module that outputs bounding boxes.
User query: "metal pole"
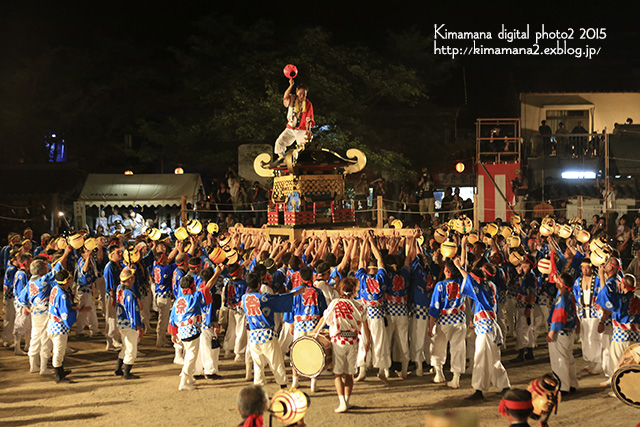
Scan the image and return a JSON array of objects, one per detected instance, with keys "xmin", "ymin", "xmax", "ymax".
[
  {"xmin": 577, "ymin": 195, "xmax": 583, "ymax": 220},
  {"xmin": 478, "ymin": 162, "xmax": 516, "ymax": 216},
  {"xmin": 604, "ymin": 133, "xmax": 610, "ymax": 237}
]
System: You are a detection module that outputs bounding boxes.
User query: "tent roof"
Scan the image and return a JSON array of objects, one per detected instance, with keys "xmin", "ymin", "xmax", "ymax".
[{"xmin": 78, "ymin": 174, "xmax": 202, "ymax": 207}]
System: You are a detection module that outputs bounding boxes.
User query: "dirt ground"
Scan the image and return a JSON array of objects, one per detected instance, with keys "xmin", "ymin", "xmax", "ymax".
[{"xmin": 1, "ymin": 315, "xmax": 639, "ymax": 427}]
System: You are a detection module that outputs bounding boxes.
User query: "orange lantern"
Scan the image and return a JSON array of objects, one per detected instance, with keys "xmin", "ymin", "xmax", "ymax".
[{"xmin": 455, "ymin": 162, "xmax": 465, "ymax": 173}]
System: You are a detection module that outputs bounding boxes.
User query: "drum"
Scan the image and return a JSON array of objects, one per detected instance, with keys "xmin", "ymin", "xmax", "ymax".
[
  {"xmin": 290, "ymin": 334, "xmax": 333, "ymax": 378},
  {"xmin": 612, "ymin": 343, "xmax": 640, "ymax": 408}
]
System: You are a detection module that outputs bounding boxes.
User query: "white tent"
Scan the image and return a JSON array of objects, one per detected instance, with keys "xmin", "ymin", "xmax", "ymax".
[{"xmin": 78, "ymin": 173, "xmax": 203, "ymax": 207}]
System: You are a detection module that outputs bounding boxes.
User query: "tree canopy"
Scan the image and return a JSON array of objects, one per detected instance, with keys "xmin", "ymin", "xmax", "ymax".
[{"xmin": 0, "ymin": 13, "xmax": 460, "ymax": 179}]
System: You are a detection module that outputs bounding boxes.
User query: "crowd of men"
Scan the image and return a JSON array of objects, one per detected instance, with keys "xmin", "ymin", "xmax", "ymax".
[{"xmin": 1, "ymin": 216, "xmax": 639, "ymax": 417}]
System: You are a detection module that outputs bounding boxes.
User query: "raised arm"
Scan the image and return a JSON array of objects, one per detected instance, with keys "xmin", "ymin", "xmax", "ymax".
[
  {"xmin": 370, "ymin": 235, "xmax": 385, "ymax": 270},
  {"xmin": 283, "ymin": 79, "xmax": 295, "ymax": 107},
  {"xmin": 453, "ymin": 256, "xmax": 468, "ymax": 281}
]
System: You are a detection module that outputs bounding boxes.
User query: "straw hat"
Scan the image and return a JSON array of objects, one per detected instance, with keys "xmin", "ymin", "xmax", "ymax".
[
  {"xmin": 440, "ymin": 240, "xmax": 457, "ymax": 259},
  {"xmin": 207, "ymin": 223, "xmax": 219, "ymax": 235},
  {"xmin": 500, "ymin": 226, "xmax": 513, "ymax": 239},
  {"xmin": 218, "ymin": 233, "xmax": 232, "ymax": 247},
  {"xmin": 147, "ymin": 228, "xmax": 161, "ymax": 241},
  {"xmin": 467, "ymin": 233, "xmax": 479, "ymax": 245},
  {"xmin": 537, "ymin": 258, "xmax": 552, "ymax": 275},
  {"xmin": 507, "ymin": 235, "xmax": 521, "ymax": 248},
  {"xmin": 84, "ymin": 238, "xmax": 98, "ymax": 252},
  {"xmin": 455, "ymin": 216, "xmax": 473, "ymax": 235},
  {"xmin": 539, "ymin": 222, "xmax": 554, "ymax": 237},
  {"xmin": 509, "ymin": 251, "xmax": 524, "ymax": 266},
  {"xmin": 591, "ymin": 246, "xmax": 609, "ymax": 267},
  {"xmin": 68, "ymin": 234, "xmax": 85, "ymax": 250},
  {"xmin": 208, "ymin": 247, "xmax": 226, "ymax": 264},
  {"xmin": 483, "ymin": 223, "xmax": 498, "ymax": 238},
  {"xmin": 557, "ymin": 224, "xmax": 573, "ymax": 239},
  {"xmin": 434, "ymin": 228, "xmax": 448, "ymax": 244},
  {"xmin": 123, "ymin": 246, "xmax": 141, "ymax": 265},
  {"xmin": 575, "ymin": 226, "xmax": 590, "ymax": 243},
  {"xmin": 174, "ymin": 227, "xmax": 189, "ymax": 241},
  {"xmin": 226, "ymin": 249, "xmax": 239, "ymax": 265},
  {"xmin": 186, "ymin": 219, "xmax": 202, "ymax": 235},
  {"xmin": 120, "ymin": 267, "xmax": 136, "ymax": 282}
]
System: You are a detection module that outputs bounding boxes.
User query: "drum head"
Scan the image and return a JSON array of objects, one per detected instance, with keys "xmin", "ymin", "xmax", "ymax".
[
  {"xmin": 612, "ymin": 365, "xmax": 640, "ymax": 408},
  {"xmin": 290, "ymin": 336, "xmax": 325, "ymax": 378}
]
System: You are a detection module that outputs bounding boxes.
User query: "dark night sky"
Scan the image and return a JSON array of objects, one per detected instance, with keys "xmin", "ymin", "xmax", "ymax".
[{"xmin": 2, "ymin": 2, "xmax": 640, "ymax": 132}]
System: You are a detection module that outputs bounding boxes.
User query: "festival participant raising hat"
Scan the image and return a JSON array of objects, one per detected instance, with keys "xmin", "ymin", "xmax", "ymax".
[
  {"xmin": 454, "ymin": 253, "xmax": 511, "ymax": 400},
  {"xmin": 546, "ymin": 272, "xmax": 579, "ymax": 396},
  {"xmin": 572, "ymin": 257, "xmax": 604, "ymax": 375},
  {"xmin": 114, "ymin": 266, "xmax": 144, "ymax": 380},
  {"xmin": 168, "ymin": 265, "xmax": 222, "ymax": 390},
  {"xmin": 513, "ymin": 253, "xmax": 537, "ymax": 362},
  {"xmin": 48, "ymin": 269, "xmax": 92, "ymax": 384},
  {"xmin": 152, "ymin": 242, "xmax": 179, "ymax": 348},
  {"xmin": 22, "ymin": 244, "xmax": 72, "ymax": 375},
  {"xmin": 241, "ymin": 270, "xmax": 307, "ymax": 387},
  {"xmin": 103, "ymin": 245, "xmax": 124, "ymax": 351},
  {"xmin": 223, "ymin": 262, "xmax": 248, "ymax": 365}
]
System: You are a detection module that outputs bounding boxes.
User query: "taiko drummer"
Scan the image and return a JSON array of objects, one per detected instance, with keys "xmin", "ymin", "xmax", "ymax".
[{"xmin": 313, "ymin": 277, "xmax": 372, "ymax": 413}]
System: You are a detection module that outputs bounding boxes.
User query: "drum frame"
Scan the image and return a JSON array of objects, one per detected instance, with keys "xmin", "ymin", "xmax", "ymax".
[{"xmin": 289, "ymin": 334, "xmax": 332, "ymax": 378}]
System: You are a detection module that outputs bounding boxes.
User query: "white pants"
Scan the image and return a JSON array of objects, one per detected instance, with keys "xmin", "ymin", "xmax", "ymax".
[
  {"xmin": 155, "ymin": 296, "xmax": 172, "ymax": 345},
  {"xmin": 515, "ymin": 307, "xmax": 536, "ymax": 350},
  {"xmin": 471, "ymin": 330, "xmax": 510, "ymax": 392},
  {"xmin": 118, "ymin": 327, "xmax": 138, "ymax": 365},
  {"xmin": 333, "ymin": 340, "xmax": 358, "ymax": 376},
  {"xmin": 140, "ymin": 292, "xmax": 152, "ymax": 331},
  {"xmin": 611, "ymin": 339, "xmax": 636, "ymax": 371},
  {"xmin": 105, "ymin": 296, "xmax": 122, "ymax": 347},
  {"xmin": 2, "ymin": 298, "xmax": 15, "ymax": 343},
  {"xmin": 49, "ymin": 333, "xmax": 69, "ymax": 368},
  {"xmin": 534, "ymin": 304, "xmax": 549, "ymax": 337},
  {"xmin": 250, "ymin": 337, "xmax": 287, "ymax": 386},
  {"xmin": 548, "ymin": 331, "xmax": 578, "ymax": 392},
  {"xmin": 222, "ymin": 307, "xmax": 236, "ymax": 352},
  {"xmin": 409, "ymin": 316, "xmax": 430, "ymax": 364},
  {"xmin": 580, "ymin": 317, "xmax": 603, "ymax": 372},
  {"xmin": 279, "ymin": 323, "xmax": 293, "ymax": 356},
  {"xmin": 181, "ymin": 338, "xmax": 200, "ymax": 381},
  {"xmin": 499, "ymin": 296, "xmax": 517, "ymax": 338},
  {"xmin": 75, "ymin": 292, "xmax": 99, "ymax": 335},
  {"xmin": 28, "ymin": 312, "xmax": 52, "ymax": 360},
  {"xmin": 386, "ymin": 315, "xmax": 410, "ymax": 363},
  {"xmin": 601, "ymin": 325, "xmax": 614, "ymax": 377},
  {"xmin": 95, "ymin": 277, "xmax": 106, "ymax": 316},
  {"xmin": 198, "ymin": 328, "xmax": 220, "ymax": 375},
  {"xmin": 14, "ymin": 305, "xmax": 31, "ymax": 337},
  {"xmin": 430, "ymin": 322, "xmax": 467, "ymax": 374},
  {"xmin": 358, "ymin": 316, "xmax": 390, "ymax": 369},
  {"xmin": 234, "ymin": 309, "xmax": 247, "ymax": 358},
  {"xmin": 274, "ymin": 128, "xmax": 308, "ymax": 157}
]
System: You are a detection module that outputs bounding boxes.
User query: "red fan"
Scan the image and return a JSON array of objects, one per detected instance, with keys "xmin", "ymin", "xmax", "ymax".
[{"xmin": 283, "ymin": 64, "xmax": 298, "ymax": 79}]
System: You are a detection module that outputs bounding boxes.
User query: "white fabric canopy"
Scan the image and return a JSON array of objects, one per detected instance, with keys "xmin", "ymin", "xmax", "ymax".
[{"xmin": 78, "ymin": 174, "xmax": 203, "ymax": 207}]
